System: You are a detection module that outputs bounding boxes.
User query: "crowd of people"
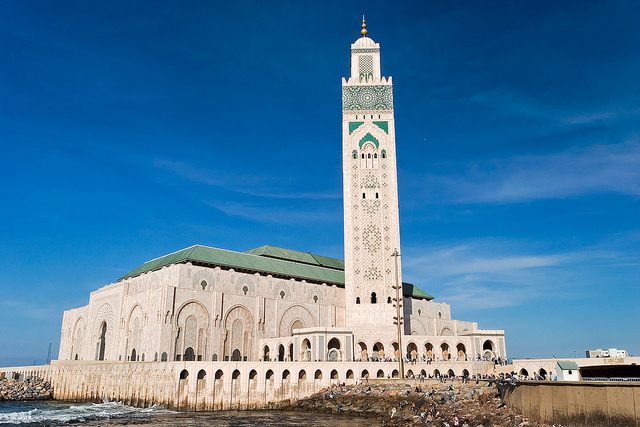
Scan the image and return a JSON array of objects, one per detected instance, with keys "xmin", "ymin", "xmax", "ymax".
[{"xmin": 355, "ymin": 352, "xmax": 509, "ymax": 366}]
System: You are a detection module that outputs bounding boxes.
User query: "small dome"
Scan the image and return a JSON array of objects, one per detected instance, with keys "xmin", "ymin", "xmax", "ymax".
[{"xmin": 353, "ymin": 36, "xmax": 376, "ymax": 47}]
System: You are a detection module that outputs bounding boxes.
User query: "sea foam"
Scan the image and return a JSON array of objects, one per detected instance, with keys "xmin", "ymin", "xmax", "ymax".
[{"xmin": 0, "ymin": 400, "xmax": 172, "ymax": 425}]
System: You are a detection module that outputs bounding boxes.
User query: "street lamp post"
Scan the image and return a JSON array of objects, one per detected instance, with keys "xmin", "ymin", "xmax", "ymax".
[{"xmin": 391, "ymin": 248, "xmax": 404, "ymax": 379}]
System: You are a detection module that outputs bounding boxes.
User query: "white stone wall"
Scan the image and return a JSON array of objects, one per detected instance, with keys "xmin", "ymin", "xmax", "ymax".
[
  {"xmin": 59, "ymin": 262, "xmax": 347, "ymax": 364},
  {"xmin": 0, "ymin": 359, "xmax": 498, "ymax": 410},
  {"xmin": 59, "ymin": 258, "xmax": 505, "ymax": 367}
]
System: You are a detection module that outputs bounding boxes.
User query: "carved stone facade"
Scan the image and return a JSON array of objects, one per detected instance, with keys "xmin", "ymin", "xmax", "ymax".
[
  {"xmin": 59, "ymin": 262, "xmax": 347, "ymax": 364},
  {"xmin": 342, "ymin": 31, "xmax": 403, "ymax": 336}
]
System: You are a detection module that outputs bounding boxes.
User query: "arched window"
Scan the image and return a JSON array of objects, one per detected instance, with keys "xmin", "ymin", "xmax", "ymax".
[
  {"xmin": 279, "ymin": 290, "xmax": 285, "ymax": 299},
  {"xmin": 161, "ymin": 352, "xmax": 168, "ymax": 362},
  {"xmin": 184, "ymin": 347, "xmax": 195, "ymax": 361},
  {"xmin": 381, "ymin": 150, "xmax": 386, "ymax": 159},
  {"xmin": 355, "ymin": 297, "xmax": 360, "ymax": 304},
  {"xmin": 375, "ymin": 192, "xmax": 379, "ymax": 199},
  {"xmin": 361, "ymin": 143, "xmax": 378, "ymax": 169},
  {"xmin": 301, "ymin": 339, "xmax": 311, "ymax": 361},
  {"xmin": 352, "ymin": 150, "xmax": 358, "ymax": 159},
  {"xmin": 456, "ymin": 343, "xmax": 467, "ymax": 360},
  {"xmin": 362, "ymin": 192, "xmax": 366, "ymax": 199},
  {"xmin": 242, "ymin": 285, "xmax": 249, "ymax": 295},
  {"xmin": 200, "ymin": 280, "xmax": 207, "ymax": 290},
  {"xmin": 278, "ymin": 344, "xmax": 285, "ymax": 361},
  {"xmin": 328, "ymin": 338, "xmax": 341, "ymax": 350},
  {"xmin": 97, "ymin": 321, "xmax": 107, "ymax": 361},
  {"xmin": 387, "ymin": 296, "xmax": 392, "ymax": 304},
  {"xmin": 371, "ymin": 292, "xmax": 377, "ymax": 304},
  {"xmin": 313, "ymin": 295, "xmax": 319, "ymax": 303}
]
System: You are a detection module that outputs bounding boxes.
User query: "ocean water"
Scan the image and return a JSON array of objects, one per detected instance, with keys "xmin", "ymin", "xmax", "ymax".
[{"xmin": 0, "ymin": 401, "xmax": 377, "ymax": 426}]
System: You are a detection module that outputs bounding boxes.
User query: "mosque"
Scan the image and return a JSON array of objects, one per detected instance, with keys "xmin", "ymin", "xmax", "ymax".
[{"xmin": 57, "ymin": 19, "xmax": 506, "ymax": 375}]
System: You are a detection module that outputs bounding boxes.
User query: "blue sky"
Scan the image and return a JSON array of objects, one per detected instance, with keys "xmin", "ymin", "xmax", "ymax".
[{"xmin": 0, "ymin": 1, "xmax": 638, "ymax": 366}]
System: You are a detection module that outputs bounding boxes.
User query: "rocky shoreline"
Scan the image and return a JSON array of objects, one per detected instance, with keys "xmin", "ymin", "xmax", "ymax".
[
  {"xmin": 278, "ymin": 380, "xmax": 551, "ymax": 426},
  {"xmin": 0, "ymin": 377, "xmax": 53, "ymax": 401}
]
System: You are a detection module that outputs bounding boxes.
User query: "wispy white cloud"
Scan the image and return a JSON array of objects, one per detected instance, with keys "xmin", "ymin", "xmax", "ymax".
[
  {"xmin": 209, "ymin": 201, "xmax": 340, "ymax": 224},
  {"xmin": 561, "ymin": 111, "xmax": 618, "ymax": 125},
  {"xmin": 0, "ymin": 299, "xmax": 60, "ymax": 320},
  {"xmin": 468, "ymin": 89, "xmax": 639, "ymax": 126},
  {"xmin": 154, "ymin": 158, "xmax": 340, "ymax": 200},
  {"xmin": 402, "ymin": 239, "xmax": 625, "ymax": 310},
  {"xmin": 426, "ymin": 140, "xmax": 640, "ymax": 203}
]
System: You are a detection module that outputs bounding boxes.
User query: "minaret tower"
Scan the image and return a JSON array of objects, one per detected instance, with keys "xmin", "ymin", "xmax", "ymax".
[{"xmin": 342, "ymin": 18, "xmax": 403, "ymax": 338}]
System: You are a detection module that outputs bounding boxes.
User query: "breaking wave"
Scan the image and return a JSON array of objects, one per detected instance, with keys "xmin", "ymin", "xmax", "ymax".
[{"xmin": 0, "ymin": 400, "xmax": 173, "ymax": 425}]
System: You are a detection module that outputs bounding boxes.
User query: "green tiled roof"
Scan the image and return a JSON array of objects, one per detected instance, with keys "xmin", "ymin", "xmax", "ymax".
[
  {"xmin": 246, "ymin": 245, "xmax": 344, "ymax": 270},
  {"xmin": 557, "ymin": 361, "xmax": 579, "ymax": 370},
  {"xmin": 119, "ymin": 244, "xmax": 434, "ymax": 300},
  {"xmin": 401, "ymin": 282, "xmax": 433, "ymax": 300}
]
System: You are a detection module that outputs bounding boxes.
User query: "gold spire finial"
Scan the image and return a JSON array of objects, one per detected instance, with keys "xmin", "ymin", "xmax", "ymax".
[{"xmin": 361, "ymin": 15, "xmax": 368, "ymax": 37}]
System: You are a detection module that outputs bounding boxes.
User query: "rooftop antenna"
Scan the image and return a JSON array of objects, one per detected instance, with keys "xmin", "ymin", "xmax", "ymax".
[{"xmin": 46, "ymin": 342, "xmax": 52, "ymax": 365}]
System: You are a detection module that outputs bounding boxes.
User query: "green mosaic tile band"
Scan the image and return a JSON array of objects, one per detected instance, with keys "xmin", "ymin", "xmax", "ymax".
[
  {"xmin": 373, "ymin": 121, "xmax": 389, "ymax": 133},
  {"xmin": 359, "ymin": 132, "xmax": 380, "ymax": 148},
  {"xmin": 342, "ymin": 85, "xmax": 393, "ymax": 111},
  {"xmin": 348, "ymin": 121, "xmax": 365, "ymax": 134},
  {"xmin": 351, "ymin": 48, "xmax": 380, "ymax": 54}
]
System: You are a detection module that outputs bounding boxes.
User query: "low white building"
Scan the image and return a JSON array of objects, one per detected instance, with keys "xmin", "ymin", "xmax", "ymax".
[
  {"xmin": 556, "ymin": 361, "xmax": 580, "ymax": 381},
  {"xmin": 586, "ymin": 348, "xmax": 629, "ymax": 358}
]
